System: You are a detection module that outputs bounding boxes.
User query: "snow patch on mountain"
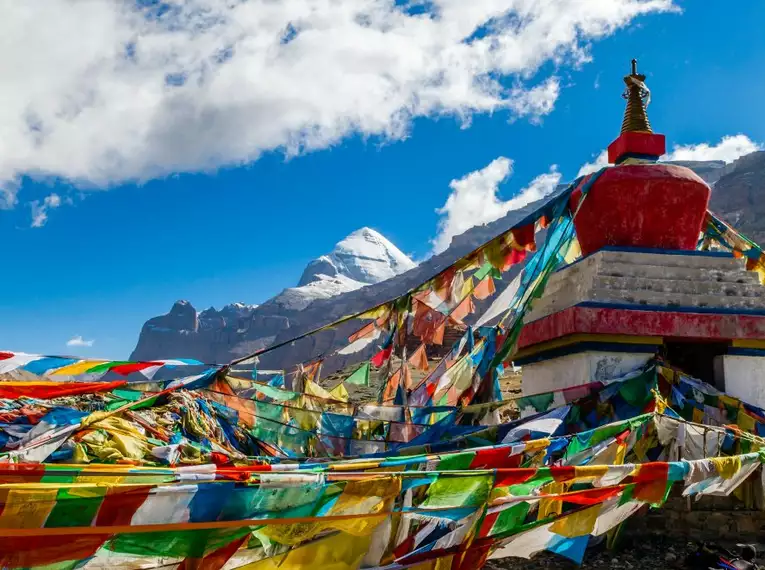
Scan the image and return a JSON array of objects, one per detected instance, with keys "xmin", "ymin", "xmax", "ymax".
[
  {"xmin": 298, "ymin": 228, "xmax": 417, "ymax": 286},
  {"xmin": 270, "ymin": 227, "xmax": 417, "ymax": 310},
  {"xmin": 271, "ymin": 275, "xmax": 368, "ymax": 311}
]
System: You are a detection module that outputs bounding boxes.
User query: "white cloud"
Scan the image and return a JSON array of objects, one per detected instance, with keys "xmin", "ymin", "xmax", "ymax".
[
  {"xmin": 0, "ymin": 1, "xmax": 675, "ymax": 209},
  {"xmin": 67, "ymin": 335, "xmax": 95, "ymax": 348},
  {"xmin": 663, "ymin": 134, "xmax": 763, "ymax": 163},
  {"xmin": 29, "ymin": 193, "xmax": 62, "ymax": 228},
  {"xmin": 432, "ymin": 158, "xmax": 561, "ymax": 253},
  {"xmin": 576, "ymin": 134, "xmax": 762, "ymax": 179},
  {"xmin": 577, "ymin": 150, "xmax": 608, "ymax": 178}
]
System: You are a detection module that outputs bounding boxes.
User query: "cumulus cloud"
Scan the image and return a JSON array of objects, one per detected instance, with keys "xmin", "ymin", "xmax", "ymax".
[
  {"xmin": 577, "ymin": 150, "xmax": 609, "ymax": 178},
  {"xmin": 663, "ymin": 135, "xmax": 763, "ymax": 163},
  {"xmin": 1, "ymin": 0, "xmax": 675, "ymax": 209},
  {"xmin": 67, "ymin": 335, "xmax": 95, "ymax": 348},
  {"xmin": 432, "ymin": 158, "xmax": 561, "ymax": 253},
  {"xmin": 29, "ymin": 193, "xmax": 62, "ymax": 228}
]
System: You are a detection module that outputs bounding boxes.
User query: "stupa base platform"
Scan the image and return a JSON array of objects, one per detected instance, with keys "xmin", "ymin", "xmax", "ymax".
[{"xmin": 516, "ymin": 248, "xmax": 765, "ymax": 406}]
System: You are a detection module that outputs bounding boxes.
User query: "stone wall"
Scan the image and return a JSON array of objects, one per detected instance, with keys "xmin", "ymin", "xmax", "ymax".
[{"xmin": 625, "ymin": 480, "xmax": 765, "ymax": 541}]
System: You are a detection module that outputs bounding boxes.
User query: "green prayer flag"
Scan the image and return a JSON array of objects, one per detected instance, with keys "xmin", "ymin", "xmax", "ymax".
[
  {"xmin": 473, "ymin": 262, "xmax": 493, "ymax": 281},
  {"xmin": 618, "ymin": 484, "xmax": 636, "ymax": 506},
  {"xmin": 85, "ymin": 361, "xmax": 132, "ymax": 374},
  {"xmin": 45, "ymin": 486, "xmax": 108, "ymax": 528},
  {"xmin": 346, "ymin": 362, "xmax": 370, "ymax": 386},
  {"xmin": 491, "ymin": 502, "xmax": 531, "ymax": 536},
  {"xmin": 516, "ymin": 392, "xmax": 555, "ymax": 413},
  {"xmin": 251, "ymin": 383, "xmax": 299, "ymax": 402},
  {"xmin": 423, "ymin": 474, "xmax": 492, "ymax": 508},
  {"xmin": 438, "ymin": 452, "xmax": 475, "ymax": 471},
  {"xmin": 618, "ymin": 369, "xmax": 656, "ymax": 407},
  {"xmin": 106, "ymin": 527, "xmax": 251, "ymax": 558},
  {"xmin": 112, "ymin": 388, "xmax": 144, "ymax": 402}
]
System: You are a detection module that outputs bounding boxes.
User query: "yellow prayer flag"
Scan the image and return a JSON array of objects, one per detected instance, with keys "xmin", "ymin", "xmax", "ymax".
[
  {"xmin": 573, "ymin": 465, "xmax": 609, "ymax": 483},
  {"xmin": 50, "ymin": 360, "xmax": 109, "ymax": 376},
  {"xmin": 330, "ymin": 382, "xmax": 349, "ymax": 402},
  {"xmin": 614, "ymin": 443, "xmax": 627, "ymax": 465},
  {"xmin": 0, "ymin": 488, "xmax": 59, "ymax": 529},
  {"xmin": 524, "ymin": 438, "xmax": 551, "ymax": 453},
  {"xmin": 710, "ymin": 456, "xmax": 742, "ymax": 480},
  {"xmin": 737, "ymin": 410, "xmax": 757, "ymax": 433},
  {"xmin": 241, "ymin": 531, "xmax": 373, "ymax": 570},
  {"xmin": 358, "ymin": 305, "xmax": 392, "ymax": 321},
  {"xmin": 550, "ymin": 504, "xmax": 603, "ymax": 538},
  {"xmin": 304, "ymin": 379, "xmax": 335, "ymax": 401},
  {"xmin": 538, "ymin": 482, "xmax": 565, "ymax": 520}
]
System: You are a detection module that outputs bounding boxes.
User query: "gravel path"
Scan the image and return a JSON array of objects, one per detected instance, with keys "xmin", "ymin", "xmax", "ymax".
[{"xmin": 485, "ymin": 536, "xmax": 761, "ymax": 570}]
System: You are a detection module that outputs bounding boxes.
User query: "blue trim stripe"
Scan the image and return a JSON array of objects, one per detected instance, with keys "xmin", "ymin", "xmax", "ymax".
[
  {"xmin": 576, "ymin": 301, "xmax": 765, "ymax": 317},
  {"xmin": 728, "ymin": 348, "xmax": 765, "ymax": 357},
  {"xmin": 596, "ymin": 246, "xmax": 733, "ymax": 258}
]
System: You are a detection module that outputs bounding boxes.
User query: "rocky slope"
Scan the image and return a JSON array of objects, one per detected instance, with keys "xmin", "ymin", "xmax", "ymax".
[
  {"xmin": 131, "ymin": 152, "xmax": 765, "ymax": 367},
  {"xmin": 706, "ymin": 151, "xmax": 765, "ymax": 244}
]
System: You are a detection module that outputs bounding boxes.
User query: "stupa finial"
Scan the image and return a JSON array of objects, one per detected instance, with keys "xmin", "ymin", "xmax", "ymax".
[{"xmin": 620, "ymin": 58, "xmax": 652, "ymax": 134}]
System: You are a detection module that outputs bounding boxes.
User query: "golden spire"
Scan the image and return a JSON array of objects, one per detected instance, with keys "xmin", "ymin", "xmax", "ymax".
[{"xmin": 620, "ymin": 59, "xmax": 652, "ymax": 134}]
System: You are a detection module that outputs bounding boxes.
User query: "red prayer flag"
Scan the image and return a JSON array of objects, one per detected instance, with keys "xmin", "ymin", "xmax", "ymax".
[
  {"xmin": 633, "ymin": 462, "xmax": 670, "ymax": 504},
  {"xmin": 0, "ymin": 380, "xmax": 128, "ymax": 400},
  {"xmin": 109, "ymin": 362, "xmax": 161, "ymax": 376},
  {"xmin": 559, "ymin": 485, "xmax": 624, "ymax": 505},
  {"xmin": 550, "ymin": 466, "xmax": 577, "ymax": 482},
  {"xmin": 494, "ymin": 468, "xmax": 537, "ymax": 487},
  {"xmin": 371, "ymin": 345, "xmax": 393, "ymax": 367},
  {"xmin": 0, "ymin": 463, "xmax": 46, "ymax": 484},
  {"xmin": 504, "ymin": 248, "xmax": 527, "ymax": 267},
  {"xmin": 0, "ymin": 536, "xmax": 108, "ymax": 569},
  {"xmin": 96, "ymin": 485, "xmax": 153, "ymax": 526},
  {"xmin": 511, "ymin": 223, "xmax": 536, "ymax": 251},
  {"xmin": 469, "ymin": 447, "xmax": 522, "ymax": 469}
]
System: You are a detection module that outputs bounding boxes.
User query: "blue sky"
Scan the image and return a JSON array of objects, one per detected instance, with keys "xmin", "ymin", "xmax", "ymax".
[{"xmin": 2, "ymin": 0, "xmax": 764, "ymax": 359}]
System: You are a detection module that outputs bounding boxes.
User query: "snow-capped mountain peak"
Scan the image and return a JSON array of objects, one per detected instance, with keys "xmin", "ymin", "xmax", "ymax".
[{"xmin": 298, "ymin": 227, "xmax": 416, "ymax": 287}]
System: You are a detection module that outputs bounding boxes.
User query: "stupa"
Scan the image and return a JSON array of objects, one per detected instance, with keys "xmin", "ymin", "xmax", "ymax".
[{"xmin": 515, "ymin": 60, "xmax": 765, "ymax": 407}]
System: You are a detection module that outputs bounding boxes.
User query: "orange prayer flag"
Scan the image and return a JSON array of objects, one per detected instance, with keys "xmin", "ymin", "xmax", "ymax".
[
  {"xmin": 412, "ymin": 300, "xmax": 447, "ymax": 345},
  {"xmin": 473, "ymin": 276, "xmax": 496, "ymax": 300},
  {"xmin": 403, "ymin": 365, "xmax": 414, "ymax": 390},
  {"xmin": 408, "ymin": 344, "xmax": 429, "ymax": 372},
  {"xmin": 382, "ymin": 369, "xmax": 402, "ymax": 403},
  {"xmin": 434, "ymin": 267, "xmax": 456, "ymax": 300},
  {"xmin": 432, "ymin": 320, "xmax": 446, "ymax": 345},
  {"xmin": 348, "ymin": 321, "xmax": 376, "ymax": 343},
  {"xmin": 450, "ymin": 295, "xmax": 475, "ymax": 323}
]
